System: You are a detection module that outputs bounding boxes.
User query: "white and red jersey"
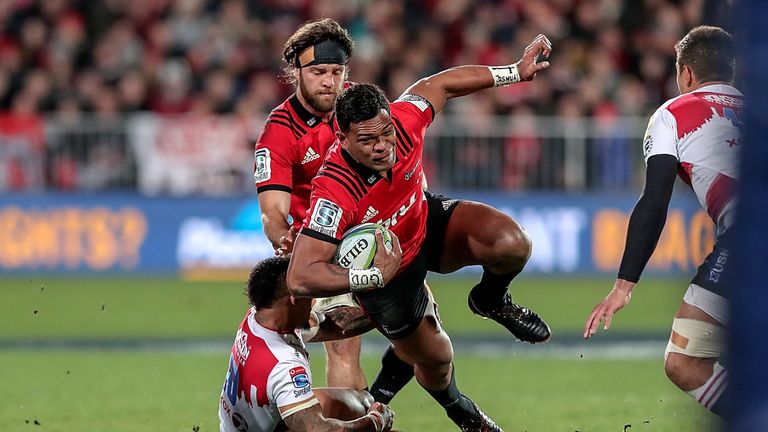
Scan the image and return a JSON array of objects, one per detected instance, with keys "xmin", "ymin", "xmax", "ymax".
[
  {"xmin": 254, "ymin": 94, "xmax": 339, "ymax": 229},
  {"xmin": 300, "ymin": 94, "xmax": 435, "ymax": 272},
  {"xmin": 219, "ymin": 308, "xmax": 317, "ymax": 432},
  {"xmin": 643, "ymin": 84, "xmax": 742, "ymax": 235}
]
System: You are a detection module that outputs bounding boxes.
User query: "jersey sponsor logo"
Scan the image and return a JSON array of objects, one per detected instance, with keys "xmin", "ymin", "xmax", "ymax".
[
  {"xmin": 309, "ymin": 199, "xmax": 343, "ymax": 237},
  {"xmin": 708, "ymin": 248, "xmax": 730, "ymax": 283},
  {"xmin": 234, "ymin": 328, "xmax": 250, "ymax": 365},
  {"xmin": 253, "ymin": 149, "xmax": 271, "ymax": 183},
  {"xmin": 361, "ymin": 206, "xmax": 379, "ymax": 223},
  {"xmin": 289, "ymin": 366, "xmax": 310, "ymax": 389},
  {"xmin": 377, "ymin": 191, "xmax": 419, "ymax": 229},
  {"xmin": 404, "ymin": 159, "xmax": 421, "ymax": 180},
  {"xmin": 302, "ymin": 147, "xmax": 320, "ymax": 165},
  {"xmin": 396, "ymin": 93, "xmax": 431, "ymax": 112}
]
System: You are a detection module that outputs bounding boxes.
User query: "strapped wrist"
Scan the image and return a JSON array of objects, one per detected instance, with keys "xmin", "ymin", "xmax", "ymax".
[
  {"xmin": 349, "ymin": 267, "xmax": 384, "ymax": 292},
  {"xmin": 489, "ymin": 64, "xmax": 521, "ymax": 86}
]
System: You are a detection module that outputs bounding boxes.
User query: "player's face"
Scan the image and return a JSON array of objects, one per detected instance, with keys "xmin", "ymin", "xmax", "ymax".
[
  {"xmin": 297, "ymin": 64, "xmax": 346, "ymax": 113},
  {"xmin": 342, "ymin": 109, "xmax": 397, "ymax": 173}
]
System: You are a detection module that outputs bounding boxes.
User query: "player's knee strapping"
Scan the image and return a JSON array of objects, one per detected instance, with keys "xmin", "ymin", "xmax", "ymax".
[
  {"xmin": 665, "ymin": 318, "xmax": 728, "ymax": 413},
  {"xmin": 665, "ymin": 318, "xmax": 724, "ymax": 359}
]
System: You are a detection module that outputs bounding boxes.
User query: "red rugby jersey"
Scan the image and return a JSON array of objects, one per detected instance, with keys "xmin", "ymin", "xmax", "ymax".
[
  {"xmin": 254, "ymin": 94, "xmax": 338, "ymax": 228},
  {"xmin": 300, "ymin": 94, "xmax": 435, "ymax": 271}
]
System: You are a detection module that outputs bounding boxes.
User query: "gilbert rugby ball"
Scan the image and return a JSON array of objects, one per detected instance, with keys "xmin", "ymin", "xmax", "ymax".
[{"xmin": 334, "ymin": 223, "xmax": 393, "ymax": 269}]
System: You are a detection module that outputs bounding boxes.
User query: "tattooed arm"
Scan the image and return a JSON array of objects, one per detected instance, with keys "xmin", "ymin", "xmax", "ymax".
[
  {"xmin": 282, "ymin": 401, "xmax": 394, "ymax": 432},
  {"xmin": 302, "ymin": 306, "xmax": 375, "ymax": 343}
]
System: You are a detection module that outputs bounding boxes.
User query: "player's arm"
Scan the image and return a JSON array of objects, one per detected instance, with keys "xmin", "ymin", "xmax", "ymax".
[
  {"xmin": 402, "ymin": 34, "xmax": 551, "ymax": 114},
  {"xmin": 282, "ymin": 401, "xmax": 394, "ymax": 432},
  {"xmin": 286, "ymin": 230, "xmax": 401, "ymax": 298},
  {"xmin": 302, "ymin": 306, "xmax": 375, "ymax": 343},
  {"xmin": 259, "ymin": 190, "xmax": 293, "ymax": 252},
  {"xmin": 584, "ymin": 154, "xmax": 678, "ymax": 338}
]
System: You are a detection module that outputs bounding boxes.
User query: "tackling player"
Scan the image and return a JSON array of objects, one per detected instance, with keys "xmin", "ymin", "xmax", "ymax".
[
  {"xmin": 583, "ymin": 26, "xmax": 740, "ymax": 416},
  {"xmin": 218, "ymin": 256, "xmax": 395, "ymax": 432},
  {"xmin": 286, "ymin": 34, "xmax": 553, "ymax": 430}
]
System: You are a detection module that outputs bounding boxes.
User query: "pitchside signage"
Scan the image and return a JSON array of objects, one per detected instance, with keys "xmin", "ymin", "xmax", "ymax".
[{"xmin": 0, "ymin": 192, "xmax": 707, "ymax": 277}]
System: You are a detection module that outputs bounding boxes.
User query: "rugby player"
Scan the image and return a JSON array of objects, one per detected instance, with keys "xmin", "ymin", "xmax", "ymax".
[
  {"xmin": 254, "ymin": 18, "xmax": 551, "ymax": 402},
  {"xmin": 285, "ymin": 34, "xmax": 553, "ymax": 430},
  {"xmin": 254, "ymin": 18, "xmax": 370, "ymax": 390},
  {"xmin": 583, "ymin": 26, "xmax": 740, "ymax": 416},
  {"xmin": 218, "ymin": 256, "xmax": 395, "ymax": 432}
]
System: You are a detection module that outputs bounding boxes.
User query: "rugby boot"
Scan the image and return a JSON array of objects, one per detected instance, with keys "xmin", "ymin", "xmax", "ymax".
[
  {"xmin": 447, "ymin": 396, "xmax": 504, "ymax": 432},
  {"xmin": 468, "ymin": 288, "xmax": 551, "ymax": 343}
]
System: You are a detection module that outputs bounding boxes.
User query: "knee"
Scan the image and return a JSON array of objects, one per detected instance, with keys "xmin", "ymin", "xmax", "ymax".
[
  {"xmin": 492, "ymin": 224, "xmax": 532, "ymax": 266},
  {"xmin": 664, "ymin": 353, "xmax": 703, "ymax": 390}
]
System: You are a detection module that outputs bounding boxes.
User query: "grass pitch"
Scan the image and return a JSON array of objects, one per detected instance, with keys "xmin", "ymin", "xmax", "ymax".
[
  {"xmin": 0, "ymin": 275, "xmax": 715, "ymax": 431},
  {"xmin": 0, "ymin": 351, "xmax": 715, "ymax": 432}
]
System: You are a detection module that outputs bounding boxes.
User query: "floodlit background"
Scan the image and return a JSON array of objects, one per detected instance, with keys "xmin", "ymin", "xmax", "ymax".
[{"xmin": 0, "ymin": 1, "xmax": 732, "ymax": 431}]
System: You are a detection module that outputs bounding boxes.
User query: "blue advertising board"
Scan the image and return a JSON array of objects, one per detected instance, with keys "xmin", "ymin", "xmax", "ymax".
[{"xmin": 0, "ymin": 191, "xmax": 710, "ymax": 278}]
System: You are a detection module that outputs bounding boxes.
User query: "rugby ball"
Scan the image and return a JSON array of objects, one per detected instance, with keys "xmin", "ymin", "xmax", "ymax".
[{"xmin": 333, "ymin": 223, "xmax": 393, "ymax": 269}]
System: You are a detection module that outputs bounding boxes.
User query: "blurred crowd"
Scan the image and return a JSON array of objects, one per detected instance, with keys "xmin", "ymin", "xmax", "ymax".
[{"xmin": 0, "ymin": 0, "xmax": 733, "ymax": 192}]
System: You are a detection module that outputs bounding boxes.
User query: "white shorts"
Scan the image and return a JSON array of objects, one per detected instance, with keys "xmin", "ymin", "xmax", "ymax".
[{"xmin": 683, "ymin": 283, "xmax": 728, "ymax": 325}]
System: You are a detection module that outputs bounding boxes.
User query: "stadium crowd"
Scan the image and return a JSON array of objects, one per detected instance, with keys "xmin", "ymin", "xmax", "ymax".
[{"xmin": 0, "ymin": 0, "xmax": 731, "ymax": 192}]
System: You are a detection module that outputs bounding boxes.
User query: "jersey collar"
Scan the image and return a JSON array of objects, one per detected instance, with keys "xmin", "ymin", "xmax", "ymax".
[
  {"xmin": 341, "ymin": 148, "xmax": 392, "ymax": 186},
  {"xmin": 288, "ymin": 94, "xmax": 324, "ymax": 128}
]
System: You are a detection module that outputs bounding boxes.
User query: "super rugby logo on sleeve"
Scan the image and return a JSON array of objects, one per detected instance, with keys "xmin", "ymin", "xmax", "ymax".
[
  {"xmin": 309, "ymin": 199, "xmax": 343, "ymax": 237},
  {"xmin": 396, "ymin": 93, "xmax": 431, "ymax": 112},
  {"xmin": 253, "ymin": 148, "xmax": 271, "ymax": 183},
  {"xmin": 289, "ymin": 366, "xmax": 310, "ymax": 389}
]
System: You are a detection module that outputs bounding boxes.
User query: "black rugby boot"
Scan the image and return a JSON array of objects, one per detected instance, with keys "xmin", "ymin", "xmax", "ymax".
[
  {"xmin": 468, "ymin": 287, "xmax": 551, "ymax": 343},
  {"xmin": 447, "ymin": 396, "xmax": 504, "ymax": 432}
]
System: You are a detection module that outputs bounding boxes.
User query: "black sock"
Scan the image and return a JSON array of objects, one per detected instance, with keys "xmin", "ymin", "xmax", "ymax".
[
  {"xmin": 709, "ymin": 385, "xmax": 730, "ymax": 417},
  {"xmin": 369, "ymin": 346, "xmax": 414, "ymax": 404},
  {"xmin": 471, "ymin": 267, "xmax": 521, "ymax": 305},
  {"xmin": 425, "ymin": 366, "xmax": 476, "ymax": 419}
]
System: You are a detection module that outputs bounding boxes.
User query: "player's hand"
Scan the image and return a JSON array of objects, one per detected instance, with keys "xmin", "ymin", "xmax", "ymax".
[
  {"xmin": 583, "ymin": 279, "xmax": 635, "ymax": 339},
  {"xmin": 516, "ymin": 33, "xmax": 552, "ymax": 81},
  {"xmin": 367, "ymin": 402, "xmax": 394, "ymax": 431},
  {"xmin": 372, "ymin": 229, "xmax": 401, "ymax": 285},
  {"xmin": 276, "ymin": 226, "xmax": 298, "ymax": 256}
]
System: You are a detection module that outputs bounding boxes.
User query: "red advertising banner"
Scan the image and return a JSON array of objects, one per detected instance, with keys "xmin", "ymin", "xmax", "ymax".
[{"xmin": 0, "ymin": 114, "xmax": 45, "ymax": 191}]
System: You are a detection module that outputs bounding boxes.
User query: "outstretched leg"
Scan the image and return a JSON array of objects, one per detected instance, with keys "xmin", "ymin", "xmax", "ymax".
[{"xmin": 434, "ymin": 198, "xmax": 550, "ymax": 343}]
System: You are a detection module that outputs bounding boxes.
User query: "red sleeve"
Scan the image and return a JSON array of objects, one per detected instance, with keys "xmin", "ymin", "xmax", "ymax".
[
  {"xmin": 254, "ymin": 123, "xmax": 298, "ymax": 193},
  {"xmin": 300, "ymin": 176, "xmax": 357, "ymax": 245},
  {"xmin": 390, "ymin": 95, "xmax": 435, "ymax": 151}
]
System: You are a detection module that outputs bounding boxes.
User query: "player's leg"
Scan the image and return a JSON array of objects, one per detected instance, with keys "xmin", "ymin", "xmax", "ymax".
[
  {"xmin": 663, "ymin": 239, "xmax": 731, "ymax": 415},
  {"xmin": 390, "ymin": 301, "xmax": 502, "ymax": 431},
  {"xmin": 311, "ymin": 295, "xmax": 368, "ymax": 389},
  {"xmin": 323, "ymin": 337, "xmax": 367, "ymax": 389},
  {"xmin": 359, "ymin": 259, "xmax": 501, "ymax": 430},
  {"xmin": 425, "ymin": 193, "xmax": 550, "ymax": 343},
  {"xmin": 369, "ymin": 281, "xmax": 436, "ymax": 403},
  {"xmin": 664, "ymin": 285, "xmax": 728, "ymax": 415}
]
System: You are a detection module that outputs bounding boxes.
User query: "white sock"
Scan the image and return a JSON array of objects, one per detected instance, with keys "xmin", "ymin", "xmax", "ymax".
[{"xmin": 686, "ymin": 361, "xmax": 727, "ymax": 411}]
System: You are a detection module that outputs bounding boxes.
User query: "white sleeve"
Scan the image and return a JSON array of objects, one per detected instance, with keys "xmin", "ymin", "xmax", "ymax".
[
  {"xmin": 642, "ymin": 107, "xmax": 679, "ymax": 163},
  {"xmin": 268, "ymin": 360, "xmax": 319, "ymax": 419}
]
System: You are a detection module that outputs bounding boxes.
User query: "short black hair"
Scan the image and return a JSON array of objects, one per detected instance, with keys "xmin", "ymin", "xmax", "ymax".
[
  {"xmin": 675, "ymin": 26, "xmax": 735, "ymax": 83},
  {"xmin": 282, "ymin": 18, "xmax": 354, "ymax": 81},
  {"xmin": 335, "ymin": 83, "xmax": 390, "ymax": 132},
  {"xmin": 245, "ymin": 256, "xmax": 290, "ymax": 309}
]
